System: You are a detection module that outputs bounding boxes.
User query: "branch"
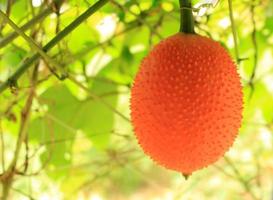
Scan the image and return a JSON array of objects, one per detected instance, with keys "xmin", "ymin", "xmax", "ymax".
[
  {"xmin": 0, "ymin": 121, "xmax": 5, "ymax": 173},
  {"xmin": 248, "ymin": 0, "xmax": 258, "ymax": 100},
  {"xmin": 67, "ymin": 75, "xmax": 131, "ymax": 123},
  {"xmin": 0, "ymin": 0, "xmax": 109, "ymax": 94},
  {"xmin": 11, "ymin": 187, "xmax": 36, "ymax": 200},
  {"xmin": 0, "ymin": 7, "xmax": 52, "ymax": 49},
  {"xmin": 0, "ymin": 0, "xmax": 13, "ymax": 31},
  {"xmin": 0, "ymin": 10, "xmax": 60, "ymax": 69},
  {"xmin": 71, "ymin": 8, "xmax": 158, "ymax": 61},
  {"xmin": 110, "ymin": 0, "xmax": 162, "ymax": 39},
  {"xmin": 224, "ymin": 157, "xmax": 260, "ymax": 200},
  {"xmin": 0, "ymin": 66, "xmax": 38, "ymax": 200},
  {"xmin": 227, "ymin": 0, "xmax": 240, "ymax": 63}
]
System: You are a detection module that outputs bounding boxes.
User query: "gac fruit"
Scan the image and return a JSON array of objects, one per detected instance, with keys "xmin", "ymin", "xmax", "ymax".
[{"xmin": 130, "ymin": 33, "xmax": 243, "ymax": 174}]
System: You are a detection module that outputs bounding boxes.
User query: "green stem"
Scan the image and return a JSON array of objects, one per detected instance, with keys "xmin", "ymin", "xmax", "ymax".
[
  {"xmin": 227, "ymin": 0, "xmax": 239, "ymax": 62},
  {"xmin": 0, "ymin": 10, "xmax": 53, "ymax": 60},
  {"xmin": 0, "ymin": 9, "xmax": 65, "ymax": 77},
  {"xmin": 0, "ymin": 0, "xmax": 109, "ymax": 94},
  {"xmin": 0, "ymin": 7, "xmax": 52, "ymax": 49},
  {"xmin": 179, "ymin": 0, "xmax": 195, "ymax": 34}
]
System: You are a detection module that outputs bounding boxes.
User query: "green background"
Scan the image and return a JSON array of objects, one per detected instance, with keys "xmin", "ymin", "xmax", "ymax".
[{"xmin": 0, "ymin": 0, "xmax": 273, "ymax": 199}]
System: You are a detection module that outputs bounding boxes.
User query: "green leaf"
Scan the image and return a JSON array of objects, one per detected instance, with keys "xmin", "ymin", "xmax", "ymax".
[
  {"xmin": 29, "ymin": 85, "xmax": 80, "ymax": 178},
  {"xmin": 11, "ymin": 0, "xmax": 28, "ymax": 20},
  {"xmin": 75, "ymin": 70, "xmax": 118, "ymax": 149},
  {"xmin": 67, "ymin": 24, "xmax": 99, "ymax": 53},
  {"xmin": 245, "ymin": 81, "xmax": 273, "ymax": 123},
  {"xmin": 1, "ymin": 47, "xmax": 27, "ymax": 68}
]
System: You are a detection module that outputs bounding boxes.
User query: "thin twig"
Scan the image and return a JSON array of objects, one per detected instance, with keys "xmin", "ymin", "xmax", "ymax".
[
  {"xmin": 213, "ymin": 164, "xmax": 237, "ymax": 180},
  {"xmin": 227, "ymin": 0, "xmax": 240, "ymax": 63},
  {"xmin": 248, "ymin": 0, "xmax": 258, "ymax": 100},
  {"xmin": 11, "ymin": 64, "xmax": 38, "ymax": 173},
  {"xmin": 0, "ymin": 65, "xmax": 39, "ymax": 199},
  {"xmin": 16, "ymin": 112, "xmax": 55, "ymax": 177},
  {"xmin": 149, "ymin": 14, "xmax": 164, "ymax": 48},
  {"xmin": 0, "ymin": 120, "xmax": 5, "ymax": 172},
  {"xmin": 224, "ymin": 157, "xmax": 260, "ymax": 200},
  {"xmin": 0, "ymin": 0, "xmax": 109, "ymax": 94},
  {"xmin": 0, "ymin": 9, "xmax": 64, "ymax": 78},
  {"xmin": 67, "ymin": 75, "xmax": 131, "ymax": 123},
  {"xmin": 11, "ymin": 187, "xmax": 36, "ymax": 200},
  {"xmin": 0, "ymin": 7, "xmax": 52, "ymax": 49},
  {"xmin": 70, "ymin": 9, "xmax": 156, "ymax": 62},
  {"xmin": 110, "ymin": 0, "xmax": 163, "ymax": 39},
  {"xmin": 0, "ymin": 0, "xmax": 14, "ymax": 31}
]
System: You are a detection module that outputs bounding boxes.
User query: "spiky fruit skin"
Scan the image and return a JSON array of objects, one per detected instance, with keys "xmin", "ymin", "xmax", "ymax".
[{"xmin": 130, "ymin": 33, "xmax": 243, "ymax": 174}]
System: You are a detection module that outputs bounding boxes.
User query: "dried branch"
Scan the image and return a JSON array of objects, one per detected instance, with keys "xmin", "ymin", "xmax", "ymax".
[{"xmin": 0, "ymin": 65, "xmax": 38, "ymax": 200}]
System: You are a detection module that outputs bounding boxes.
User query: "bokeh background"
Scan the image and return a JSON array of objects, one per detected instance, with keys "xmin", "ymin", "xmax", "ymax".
[{"xmin": 0, "ymin": 0, "xmax": 273, "ymax": 199}]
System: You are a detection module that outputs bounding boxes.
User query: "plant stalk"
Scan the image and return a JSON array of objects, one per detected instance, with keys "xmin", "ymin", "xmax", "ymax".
[
  {"xmin": 179, "ymin": 0, "xmax": 195, "ymax": 34},
  {"xmin": 0, "ymin": 8, "xmax": 51, "ymax": 49},
  {"xmin": 0, "ymin": 0, "xmax": 109, "ymax": 94}
]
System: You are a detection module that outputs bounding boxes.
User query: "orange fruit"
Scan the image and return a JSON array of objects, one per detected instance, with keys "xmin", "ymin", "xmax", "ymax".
[{"xmin": 130, "ymin": 33, "xmax": 243, "ymax": 174}]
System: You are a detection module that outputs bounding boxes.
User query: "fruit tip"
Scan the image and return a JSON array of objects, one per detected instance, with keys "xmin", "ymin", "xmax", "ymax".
[{"xmin": 182, "ymin": 173, "xmax": 192, "ymax": 180}]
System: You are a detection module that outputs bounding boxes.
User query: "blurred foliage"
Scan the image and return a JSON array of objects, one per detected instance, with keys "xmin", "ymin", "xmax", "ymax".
[{"xmin": 0, "ymin": 0, "xmax": 273, "ymax": 199}]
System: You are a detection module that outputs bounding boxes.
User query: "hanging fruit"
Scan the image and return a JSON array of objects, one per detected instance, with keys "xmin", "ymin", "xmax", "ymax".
[{"xmin": 130, "ymin": 0, "xmax": 243, "ymax": 175}]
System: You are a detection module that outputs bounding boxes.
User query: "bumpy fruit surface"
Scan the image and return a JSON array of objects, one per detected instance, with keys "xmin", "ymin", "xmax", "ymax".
[{"xmin": 130, "ymin": 33, "xmax": 243, "ymax": 174}]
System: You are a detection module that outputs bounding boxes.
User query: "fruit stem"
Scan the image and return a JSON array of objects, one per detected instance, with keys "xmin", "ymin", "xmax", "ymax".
[{"xmin": 179, "ymin": 0, "xmax": 195, "ymax": 34}]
